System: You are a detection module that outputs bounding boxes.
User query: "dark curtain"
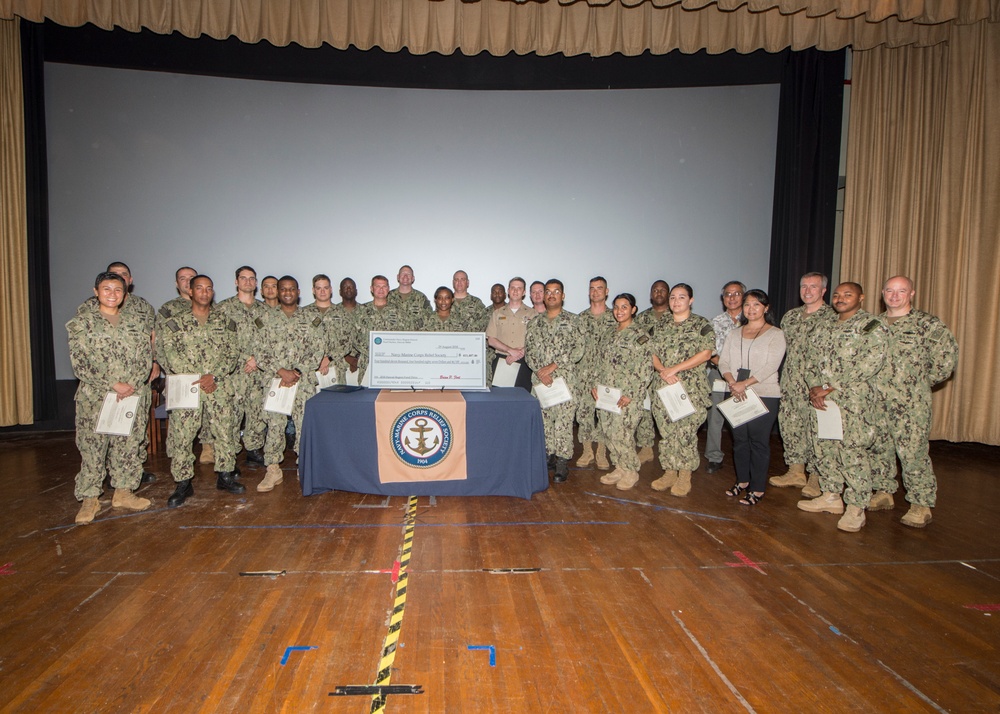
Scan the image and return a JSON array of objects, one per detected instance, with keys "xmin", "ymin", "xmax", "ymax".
[
  {"xmin": 20, "ymin": 21, "xmax": 56, "ymax": 422},
  {"xmin": 768, "ymin": 49, "xmax": 845, "ymax": 320}
]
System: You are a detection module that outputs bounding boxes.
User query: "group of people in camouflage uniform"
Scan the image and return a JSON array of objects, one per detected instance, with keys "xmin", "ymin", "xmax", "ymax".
[
  {"xmin": 68, "ymin": 262, "xmax": 956, "ymax": 534},
  {"xmin": 767, "ymin": 274, "xmax": 958, "ymax": 532}
]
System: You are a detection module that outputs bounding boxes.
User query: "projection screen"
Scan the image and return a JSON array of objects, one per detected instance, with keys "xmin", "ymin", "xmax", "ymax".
[{"xmin": 45, "ymin": 63, "xmax": 779, "ymax": 378}]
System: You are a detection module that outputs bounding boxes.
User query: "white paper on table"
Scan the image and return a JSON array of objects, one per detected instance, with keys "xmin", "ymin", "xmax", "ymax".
[
  {"xmin": 95, "ymin": 393, "xmax": 140, "ymax": 436},
  {"xmin": 532, "ymin": 377, "xmax": 573, "ymax": 409},
  {"xmin": 595, "ymin": 384, "xmax": 622, "ymax": 414},
  {"xmin": 315, "ymin": 369, "xmax": 339, "ymax": 394},
  {"xmin": 491, "ymin": 358, "xmax": 519, "ymax": 388},
  {"xmin": 717, "ymin": 388, "xmax": 769, "ymax": 428},
  {"xmin": 361, "ymin": 367, "xmax": 372, "ymax": 388},
  {"xmin": 166, "ymin": 374, "xmax": 201, "ymax": 410},
  {"xmin": 642, "ymin": 395, "xmax": 651, "ymax": 411},
  {"xmin": 656, "ymin": 381, "xmax": 697, "ymax": 422},
  {"xmin": 815, "ymin": 398, "xmax": 844, "ymax": 440},
  {"xmin": 712, "ymin": 379, "xmax": 730, "ymax": 393},
  {"xmin": 264, "ymin": 378, "xmax": 298, "ymax": 416},
  {"xmin": 343, "ymin": 367, "xmax": 360, "ymax": 387}
]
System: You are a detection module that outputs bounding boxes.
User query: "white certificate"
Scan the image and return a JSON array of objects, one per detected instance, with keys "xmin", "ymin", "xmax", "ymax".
[
  {"xmin": 166, "ymin": 374, "xmax": 201, "ymax": 410},
  {"xmin": 717, "ymin": 388, "xmax": 769, "ymax": 428},
  {"xmin": 264, "ymin": 378, "xmax": 298, "ymax": 416},
  {"xmin": 533, "ymin": 377, "xmax": 573, "ymax": 409},
  {"xmin": 642, "ymin": 395, "xmax": 651, "ymax": 411},
  {"xmin": 95, "ymin": 393, "xmax": 140, "ymax": 436},
  {"xmin": 656, "ymin": 381, "xmax": 697, "ymax": 422},
  {"xmin": 815, "ymin": 398, "xmax": 844, "ymax": 440},
  {"xmin": 491, "ymin": 358, "xmax": 520, "ymax": 388},
  {"xmin": 343, "ymin": 367, "xmax": 360, "ymax": 387},
  {"xmin": 595, "ymin": 384, "xmax": 622, "ymax": 414},
  {"xmin": 712, "ymin": 379, "xmax": 730, "ymax": 393},
  {"xmin": 315, "ymin": 369, "xmax": 339, "ymax": 394}
]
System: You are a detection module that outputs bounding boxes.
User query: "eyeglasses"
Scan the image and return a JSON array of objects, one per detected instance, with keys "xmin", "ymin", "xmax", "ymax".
[{"xmin": 724, "ymin": 292, "xmax": 744, "ymax": 298}]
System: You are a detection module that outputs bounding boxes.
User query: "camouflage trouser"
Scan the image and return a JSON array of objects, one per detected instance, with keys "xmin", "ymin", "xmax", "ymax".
[
  {"xmin": 778, "ymin": 391, "xmax": 816, "ymax": 469},
  {"xmin": 167, "ymin": 382, "xmax": 236, "ymax": 481},
  {"xmin": 539, "ymin": 397, "xmax": 575, "ymax": 459},
  {"xmin": 136, "ymin": 382, "xmax": 152, "ymax": 464},
  {"xmin": 231, "ymin": 370, "xmax": 266, "ymax": 452},
  {"xmin": 574, "ymin": 382, "xmax": 601, "ymax": 444},
  {"xmin": 651, "ymin": 400, "xmax": 707, "ymax": 471},
  {"xmin": 263, "ymin": 379, "xmax": 316, "ymax": 465},
  {"xmin": 199, "ymin": 398, "xmax": 214, "ymax": 445},
  {"xmin": 813, "ymin": 403, "xmax": 878, "ymax": 508},
  {"xmin": 635, "ymin": 410, "xmax": 655, "ymax": 449},
  {"xmin": 598, "ymin": 402, "xmax": 643, "ymax": 471},
  {"xmin": 74, "ymin": 391, "xmax": 149, "ymax": 500},
  {"xmin": 870, "ymin": 394, "xmax": 937, "ymax": 507}
]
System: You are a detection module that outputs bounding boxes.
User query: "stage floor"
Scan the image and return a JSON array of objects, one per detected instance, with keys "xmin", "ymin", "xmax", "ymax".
[{"xmin": 1, "ymin": 430, "xmax": 998, "ymax": 712}]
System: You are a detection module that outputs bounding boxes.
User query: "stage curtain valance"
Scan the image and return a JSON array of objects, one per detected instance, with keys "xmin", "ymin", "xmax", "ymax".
[
  {"xmin": 1, "ymin": 0, "xmax": 996, "ymax": 57},
  {"xmin": 841, "ymin": 16, "xmax": 1000, "ymax": 445}
]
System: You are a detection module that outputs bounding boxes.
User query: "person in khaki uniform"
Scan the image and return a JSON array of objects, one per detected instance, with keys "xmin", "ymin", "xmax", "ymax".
[
  {"xmin": 68, "ymin": 272, "xmax": 154, "ymax": 524},
  {"xmin": 486, "ymin": 277, "xmax": 536, "ymax": 391}
]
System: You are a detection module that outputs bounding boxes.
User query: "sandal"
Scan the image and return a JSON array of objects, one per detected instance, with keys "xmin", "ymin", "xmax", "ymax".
[
  {"xmin": 740, "ymin": 491, "xmax": 764, "ymax": 506},
  {"xmin": 725, "ymin": 482, "xmax": 748, "ymax": 497}
]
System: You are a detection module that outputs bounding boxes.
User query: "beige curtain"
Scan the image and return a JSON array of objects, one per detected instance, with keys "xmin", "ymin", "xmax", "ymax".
[
  {"xmin": 842, "ymin": 18, "xmax": 1000, "ymax": 445},
  {"xmin": 0, "ymin": 16, "xmax": 33, "ymax": 426},
  {"xmin": 1, "ymin": 0, "xmax": 996, "ymax": 56}
]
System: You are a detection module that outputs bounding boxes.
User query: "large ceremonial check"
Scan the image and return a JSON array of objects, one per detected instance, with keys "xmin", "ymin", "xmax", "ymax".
[{"xmin": 368, "ymin": 331, "xmax": 488, "ymax": 390}]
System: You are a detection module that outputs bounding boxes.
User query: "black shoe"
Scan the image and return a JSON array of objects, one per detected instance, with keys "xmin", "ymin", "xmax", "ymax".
[
  {"xmin": 167, "ymin": 479, "xmax": 193, "ymax": 508},
  {"xmin": 553, "ymin": 457, "xmax": 569, "ymax": 483},
  {"xmin": 140, "ymin": 471, "xmax": 156, "ymax": 485},
  {"xmin": 706, "ymin": 461, "xmax": 723, "ymax": 474},
  {"xmin": 246, "ymin": 449, "xmax": 264, "ymax": 465},
  {"xmin": 216, "ymin": 471, "xmax": 247, "ymax": 494},
  {"xmin": 547, "ymin": 453, "xmax": 556, "ymax": 471}
]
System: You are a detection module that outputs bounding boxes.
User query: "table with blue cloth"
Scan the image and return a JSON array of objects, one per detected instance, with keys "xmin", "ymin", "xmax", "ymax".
[{"xmin": 299, "ymin": 388, "xmax": 549, "ymax": 499}]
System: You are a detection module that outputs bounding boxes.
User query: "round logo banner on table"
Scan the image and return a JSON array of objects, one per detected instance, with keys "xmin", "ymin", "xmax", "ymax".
[{"xmin": 390, "ymin": 406, "xmax": 453, "ymax": 468}]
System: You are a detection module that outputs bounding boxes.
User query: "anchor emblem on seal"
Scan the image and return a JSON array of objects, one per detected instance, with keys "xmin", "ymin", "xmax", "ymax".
[{"xmin": 404, "ymin": 418, "xmax": 439, "ymax": 455}]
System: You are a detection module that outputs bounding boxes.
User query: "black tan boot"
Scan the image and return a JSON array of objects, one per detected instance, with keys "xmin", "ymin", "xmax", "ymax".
[
  {"xmin": 553, "ymin": 457, "xmax": 569, "ymax": 483},
  {"xmin": 167, "ymin": 479, "xmax": 194, "ymax": 508},
  {"xmin": 216, "ymin": 471, "xmax": 246, "ymax": 494},
  {"xmin": 246, "ymin": 448, "xmax": 265, "ymax": 465}
]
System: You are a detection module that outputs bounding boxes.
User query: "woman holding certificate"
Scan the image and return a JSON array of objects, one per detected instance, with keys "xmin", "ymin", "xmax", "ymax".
[
  {"xmin": 66, "ymin": 271, "xmax": 154, "ymax": 524},
  {"xmin": 648, "ymin": 284, "xmax": 715, "ymax": 497},
  {"xmin": 718, "ymin": 289, "xmax": 786, "ymax": 505},
  {"xmin": 591, "ymin": 293, "xmax": 654, "ymax": 490}
]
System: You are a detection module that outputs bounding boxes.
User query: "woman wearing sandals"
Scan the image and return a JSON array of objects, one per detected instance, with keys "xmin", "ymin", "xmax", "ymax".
[{"xmin": 718, "ymin": 289, "xmax": 786, "ymax": 505}]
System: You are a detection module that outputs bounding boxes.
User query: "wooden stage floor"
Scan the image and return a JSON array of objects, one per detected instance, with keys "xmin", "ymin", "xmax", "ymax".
[{"xmin": 1, "ymin": 431, "xmax": 998, "ymax": 713}]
